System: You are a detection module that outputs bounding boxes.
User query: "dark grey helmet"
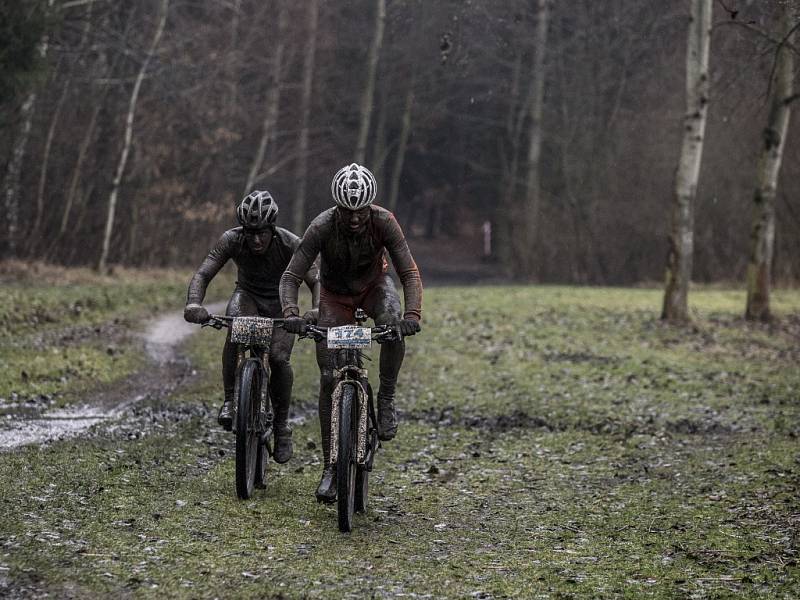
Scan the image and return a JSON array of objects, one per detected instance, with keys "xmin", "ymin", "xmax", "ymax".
[{"xmin": 237, "ymin": 190, "xmax": 278, "ymax": 229}]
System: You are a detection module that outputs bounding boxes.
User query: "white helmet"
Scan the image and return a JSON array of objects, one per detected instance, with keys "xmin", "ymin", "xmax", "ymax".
[{"xmin": 331, "ymin": 163, "xmax": 377, "ymax": 210}]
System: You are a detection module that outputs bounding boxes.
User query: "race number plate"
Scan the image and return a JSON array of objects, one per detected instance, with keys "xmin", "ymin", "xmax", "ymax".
[
  {"xmin": 327, "ymin": 325, "xmax": 371, "ymax": 349},
  {"xmin": 230, "ymin": 317, "xmax": 273, "ymax": 346}
]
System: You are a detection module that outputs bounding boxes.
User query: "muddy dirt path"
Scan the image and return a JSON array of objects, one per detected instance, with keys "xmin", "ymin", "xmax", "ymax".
[{"xmin": 0, "ymin": 302, "xmax": 226, "ymax": 450}]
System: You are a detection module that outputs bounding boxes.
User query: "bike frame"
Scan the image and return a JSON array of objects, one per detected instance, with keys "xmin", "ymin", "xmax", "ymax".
[
  {"xmin": 328, "ymin": 348, "xmax": 376, "ymax": 468},
  {"xmin": 203, "ymin": 315, "xmax": 282, "ymax": 498}
]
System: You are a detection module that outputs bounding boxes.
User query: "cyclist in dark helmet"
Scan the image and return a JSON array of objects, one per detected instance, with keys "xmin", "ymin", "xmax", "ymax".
[
  {"xmin": 184, "ymin": 190, "xmax": 319, "ymax": 464},
  {"xmin": 280, "ymin": 163, "xmax": 422, "ymax": 502}
]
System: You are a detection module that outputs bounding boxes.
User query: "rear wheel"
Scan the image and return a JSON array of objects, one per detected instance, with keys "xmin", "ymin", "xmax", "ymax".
[
  {"xmin": 337, "ymin": 384, "xmax": 357, "ymax": 532},
  {"xmin": 236, "ymin": 359, "xmax": 262, "ymax": 499}
]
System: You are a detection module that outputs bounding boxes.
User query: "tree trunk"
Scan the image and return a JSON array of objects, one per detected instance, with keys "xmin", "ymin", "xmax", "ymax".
[
  {"xmin": 293, "ymin": 0, "xmax": 318, "ymax": 234},
  {"xmin": 29, "ymin": 68, "xmax": 70, "ymax": 250},
  {"xmin": 1, "ymin": 0, "xmax": 55, "ymax": 259},
  {"xmin": 2, "ymin": 93, "xmax": 36, "ymax": 259},
  {"xmin": 661, "ymin": 0, "xmax": 712, "ymax": 321},
  {"xmin": 228, "ymin": 0, "xmax": 242, "ymax": 115},
  {"xmin": 497, "ymin": 53, "xmax": 524, "ymax": 273},
  {"xmin": 517, "ymin": 0, "xmax": 550, "ymax": 279},
  {"xmin": 745, "ymin": 4, "xmax": 795, "ymax": 321},
  {"xmin": 98, "ymin": 0, "xmax": 169, "ymax": 273},
  {"xmin": 30, "ymin": 4, "xmax": 93, "ymax": 251},
  {"xmin": 354, "ymin": 0, "xmax": 386, "ymax": 164},
  {"xmin": 243, "ymin": 3, "xmax": 288, "ymax": 195},
  {"xmin": 371, "ymin": 85, "xmax": 388, "ymax": 181},
  {"xmin": 58, "ymin": 103, "xmax": 101, "ymax": 238},
  {"xmin": 388, "ymin": 76, "xmax": 415, "ymax": 214}
]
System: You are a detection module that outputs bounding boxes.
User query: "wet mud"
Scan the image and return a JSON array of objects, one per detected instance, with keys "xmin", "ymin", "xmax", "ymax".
[{"xmin": 0, "ymin": 303, "xmax": 225, "ymax": 450}]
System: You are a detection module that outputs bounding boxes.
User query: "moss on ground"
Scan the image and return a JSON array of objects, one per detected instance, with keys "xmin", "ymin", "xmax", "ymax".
[{"xmin": 1, "ymin": 284, "xmax": 798, "ymax": 598}]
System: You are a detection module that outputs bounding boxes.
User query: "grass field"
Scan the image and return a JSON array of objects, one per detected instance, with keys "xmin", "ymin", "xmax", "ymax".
[{"xmin": 1, "ymin": 273, "xmax": 798, "ymax": 598}]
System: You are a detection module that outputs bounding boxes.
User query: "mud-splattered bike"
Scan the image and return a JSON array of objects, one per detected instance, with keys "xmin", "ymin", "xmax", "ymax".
[
  {"xmin": 298, "ymin": 309, "xmax": 403, "ymax": 532},
  {"xmin": 203, "ymin": 315, "xmax": 284, "ymax": 500}
]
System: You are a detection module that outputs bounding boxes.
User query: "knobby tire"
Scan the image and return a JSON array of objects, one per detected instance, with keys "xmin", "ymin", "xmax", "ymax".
[
  {"xmin": 236, "ymin": 358, "xmax": 262, "ymax": 500},
  {"xmin": 337, "ymin": 384, "xmax": 357, "ymax": 532},
  {"xmin": 355, "ymin": 466, "xmax": 369, "ymax": 513}
]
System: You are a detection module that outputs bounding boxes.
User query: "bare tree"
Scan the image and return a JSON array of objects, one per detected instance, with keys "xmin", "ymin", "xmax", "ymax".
[
  {"xmin": 662, "ymin": 0, "xmax": 712, "ymax": 321},
  {"xmin": 745, "ymin": 5, "xmax": 797, "ymax": 321},
  {"xmin": 30, "ymin": 6, "xmax": 94, "ymax": 250},
  {"xmin": 355, "ymin": 0, "xmax": 386, "ymax": 164},
  {"xmin": 98, "ymin": 0, "xmax": 170, "ymax": 272},
  {"xmin": 243, "ymin": 4, "xmax": 288, "ymax": 196},
  {"xmin": 2, "ymin": 95, "xmax": 36, "ymax": 259},
  {"xmin": 1, "ymin": 0, "xmax": 55, "ymax": 258},
  {"xmin": 388, "ymin": 75, "xmax": 415, "ymax": 214},
  {"xmin": 514, "ymin": 0, "xmax": 550, "ymax": 278},
  {"xmin": 293, "ymin": 0, "xmax": 319, "ymax": 234}
]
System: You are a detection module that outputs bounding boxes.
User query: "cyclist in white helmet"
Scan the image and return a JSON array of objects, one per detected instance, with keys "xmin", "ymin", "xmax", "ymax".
[
  {"xmin": 184, "ymin": 190, "xmax": 319, "ymax": 464},
  {"xmin": 280, "ymin": 163, "xmax": 422, "ymax": 503}
]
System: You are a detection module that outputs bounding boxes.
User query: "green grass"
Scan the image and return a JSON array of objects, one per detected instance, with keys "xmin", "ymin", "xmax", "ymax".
[
  {"xmin": 0, "ymin": 265, "xmax": 234, "ymax": 405},
  {"xmin": 1, "ymin": 283, "xmax": 799, "ymax": 598}
]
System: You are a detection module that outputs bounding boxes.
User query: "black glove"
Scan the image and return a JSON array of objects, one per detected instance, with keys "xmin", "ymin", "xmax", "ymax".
[
  {"xmin": 302, "ymin": 308, "xmax": 319, "ymax": 325},
  {"xmin": 283, "ymin": 315, "xmax": 307, "ymax": 335},
  {"xmin": 397, "ymin": 318, "xmax": 421, "ymax": 337},
  {"xmin": 184, "ymin": 303, "xmax": 209, "ymax": 324}
]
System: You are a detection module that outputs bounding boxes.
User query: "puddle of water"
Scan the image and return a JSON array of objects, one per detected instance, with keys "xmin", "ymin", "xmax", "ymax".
[
  {"xmin": 0, "ymin": 301, "xmax": 225, "ymax": 451},
  {"xmin": 143, "ymin": 301, "xmax": 226, "ymax": 364}
]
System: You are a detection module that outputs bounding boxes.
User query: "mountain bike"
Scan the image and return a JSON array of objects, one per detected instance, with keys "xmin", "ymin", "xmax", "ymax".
[
  {"xmin": 203, "ymin": 315, "xmax": 284, "ymax": 500},
  {"xmin": 299, "ymin": 309, "xmax": 400, "ymax": 532}
]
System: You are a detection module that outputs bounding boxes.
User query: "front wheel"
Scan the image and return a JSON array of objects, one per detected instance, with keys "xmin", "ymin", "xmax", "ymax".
[
  {"xmin": 337, "ymin": 384, "xmax": 357, "ymax": 532},
  {"xmin": 236, "ymin": 358, "xmax": 263, "ymax": 499},
  {"xmin": 354, "ymin": 466, "xmax": 369, "ymax": 513}
]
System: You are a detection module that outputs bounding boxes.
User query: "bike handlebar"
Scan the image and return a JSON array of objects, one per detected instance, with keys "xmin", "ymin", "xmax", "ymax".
[
  {"xmin": 300, "ymin": 324, "xmax": 398, "ymax": 344},
  {"xmin": 201, "ymin": 315, "xmax": 286, "ymax": 330},
  {"xmin": 200, "ymin": 315, "xmax": 406, "ymax": 345}
]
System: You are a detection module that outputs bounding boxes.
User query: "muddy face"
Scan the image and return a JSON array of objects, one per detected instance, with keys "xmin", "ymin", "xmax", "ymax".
[
  {"xmin": 337, "ymin": 206, "xmax": 370, "ymax": 234},
  {"xmin": 243, "ymin": 228, "xmax": 273, "ymax": 254}
]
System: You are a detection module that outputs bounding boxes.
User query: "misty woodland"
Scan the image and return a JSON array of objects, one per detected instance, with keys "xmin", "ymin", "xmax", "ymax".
[{"xmin": 1, "ymin": 1, "xmax": 799, "ymax": 314}]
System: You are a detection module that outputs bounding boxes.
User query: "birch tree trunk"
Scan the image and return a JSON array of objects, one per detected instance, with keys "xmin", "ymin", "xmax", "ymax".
[
  {"xmin": 388, "ymin": 76, "xmax": 415, "ymax": 214},
  {"xmin": 243, "ymin": 3, "xmax": 288, "ymax": 195},
  {"xmin": 354, "ymin": 0, "xmax": 386, "ymax": 164},
  {"xmin": 745, "ymin": 4, "xmax": 796, "ymax": 321},
  {"xmin": 2, "ymin": 94, "xmax": 36, "ymax": 259},
  {"xmin": 98, "ymin": 0, "xmax": 169, "ymax": 273},
  {"xmin": 518, "ymin": 0, "xmax": 550, "ymax": 278},
  {"xmin": 293, "ymin": 0, "xmax": 318, "ymax": 234},
  {"xmin": 661, "ymin": 0, "xmax": 712, "ymax": 321}
]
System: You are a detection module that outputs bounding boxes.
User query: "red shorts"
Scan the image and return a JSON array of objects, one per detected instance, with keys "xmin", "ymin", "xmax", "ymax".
[{"xmin": 318, "ymin": 274, "xmax": 402, "ymax": 327}]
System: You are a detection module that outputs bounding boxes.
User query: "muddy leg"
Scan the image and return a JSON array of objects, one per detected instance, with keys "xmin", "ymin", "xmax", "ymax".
[
  {"xmin": 219, "ymin": 290, "xmax": 258, "ymax": 429},
  {"xmin": 315, "ymin": 343, "xmax": 336, "ymax": 503},
  {"xmin": 269, "ymin": 327, "xmax": 295, "ymax": 463},
  {"xmin": 365, "ymin": 275, "xmax": 404, "ymax": 441}
]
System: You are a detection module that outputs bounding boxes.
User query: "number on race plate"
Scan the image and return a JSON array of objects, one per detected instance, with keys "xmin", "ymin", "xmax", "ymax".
[{"xmin": 326, "ymin": 325, "xmax": 372, "ymax": 349}]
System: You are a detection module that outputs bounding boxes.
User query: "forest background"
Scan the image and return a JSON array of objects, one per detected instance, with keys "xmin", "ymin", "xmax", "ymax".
[{"xmin": 1, "ymin": 0, "xmax": 799, "ymax": 288}]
